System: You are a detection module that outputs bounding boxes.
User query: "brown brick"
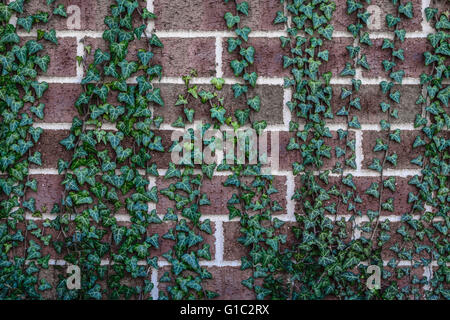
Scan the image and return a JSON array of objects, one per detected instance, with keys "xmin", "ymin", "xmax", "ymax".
[
  {"xmin": 155, "ymin": 0, "xmax": 283, "ymax": 31},
  {"xmin": 223, "ymin": 221, "xmax": 297, "ymax": 261},
  {"xmin": 364, "ymin": 38, "xmax": 432, "ymax": 78},
  {"xmin": 329, "ymin": 84, "xmax": 422, "ymax": 124},
  {"xmin": 21, "ymin": 37, "xmax": 77, "ymax": 77},
  {"xmin": 362, "ymin": 130, "xmax": 427, "ymax": 170},
  {"xmin": 321, "ymin": 37, "xmax": 354, "ymax": 76},
  {"xmin": 334, "ymin": 0, "xmax": 422, "ymax": 32},
  {"xmin": 278, "ymin": 130, "xmax": 356, "ymax": 171},
  {"xmin": 29, "ymin": 84, "xmax": 81, "ymax": 123},
  {"xmin": 27, "ymin": 174, "xmax": 64, "ymax": 214},
  {"xmin": 144, "ymin": 221, "xmax": 216, "ymax": 260},
  {"xmin": 295, "ymin": 176, "xmax": 416, "ymax": 216},
  {"xmin": 43, "ymin": 38, "xmax": 78, "ymax": 77},
  {"xmin": 24, "ymin": 0, "xmax": 145, "ymax": 31},
  {"xmin": 156, "ymin": 84, "xmax": 284, "ymax": 125},
  {"xmin": 31, "ymin": 130, "xmax": 72, "ymax": 168},
  {"xmin": 157, "ymin": 175, "xmax": 287, "ymax": 216},
  {"xmin": 204, "ymin": 267, "xmax": 255, "ymax": 300},
  {"xmin": 84, "ymin": 37, "xmax": 216, "ymax": 77},
  {"xmin": 223, "ymin": 38, "xmax": 289, "ymax": 78}
]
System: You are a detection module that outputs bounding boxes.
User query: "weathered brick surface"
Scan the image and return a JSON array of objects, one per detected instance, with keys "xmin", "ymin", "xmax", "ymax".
[
  {"xmin": 157, "ymin": 175, "xmax": 287, "ymax": 216},
  {"xmin": 156, "ymin": 84, "xmax": 284, "ymax": 125},
  {"xmin": 155, "ymin": 0, "xmax": 283, "ymax": 32},
  {"xmin": 21, "ymin": 37, "xmax": 78, "ymax": 77},
  {"xmin": 334, "ymin": 0, "xmax": 423, "ymax": 32},
  {"xmin": 84, "ymin": 37, "xmax": 216, "ymax": 77},
  {"xmin": 362, "ymin": 130, "xmax": 427, "ymax": 170},
  {"xmin": 32, "ymin": 84, "xmax": 82, "ymax": 123},
  {"xmin": 321, "ymin": 37, "xmax": 354, "ymax": 76},
  {"xmin": 30, "ymin": 130, "xmax": 72, "ymax": 168},
  {"xmin": 6, "ymin": 0, "xmax": 441, "ymax": 300},
  {"xmin": 330, "ymin": 85, "xmax": 422, "ymax": 124},
  {"xmin": 277, "ymin": 131, "xmax": 356, "ymax": 171},
  {"xmin": 295, "ymin": 175, "xmax": 416, "ymax": 216},
  {"xmin": 223, "ymin": 38, "xmax": 289, "ymax": 78},
  {"xmin": 364, "ymin": 38, "xmax": 432, "ymax": 78}
]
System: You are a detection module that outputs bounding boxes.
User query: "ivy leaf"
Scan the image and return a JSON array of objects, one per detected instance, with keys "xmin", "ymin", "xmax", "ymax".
[
  {"xmin": 247, "ymin": 95, "xmax": 261, "ymax": 111},
  {"xmin": 43, "ymin": 29, "xmax": 58, "ymax": 44},
  {"xmin": 211, "ymin": 77, "xmax": 225, "ymax": 90},
  {"xmin": 147, "ymin": 88, "xmax": 164, "ymax": 106},
  {"xmin": 424, "ymin": 7, "xmax": 437, "ymax": 22},
  {"xmin": 53, "ymin": 4, "xmax": 67, "ymax": 17},
  {"xmin": 240, "ymin": 46, "xmax": 255, "ymax": 64},
  {"xmin": 232, "ymin": 84, "xmax": 248, "ymax": 98},
  {"xmin": 224, "ymin": 12, "xmax": 240, "ymax": 28},
  {"xmin": 230, "ymin": 59, "xmax": 248, "ymax": 76},
  {"xmin": 28, "ymin": 152, "xmax": 42, "ymax": 166},
  {"xmin": 318, "ymin": 24, "xmax": 334, "ymax": 40},
  {"xmin": 235, "ymin": 27, "xmax": 251, "ymax": 42},
  {"xmin": 236, "ymin": 2, "xmax": 249, "ymax": 16},
  {"xmin": 398, "ymin": 2, "xmax": 414, "ymax": 19},
  {"xmin": 273, "ymin": 11, "xmax": 287, "ymax": 24},
  {"xmin": 235, "ymin": 108, "xmax": 250, "ymax": 125},
  {"xmin": 17, "ymin": 16, "xmax": 33, "ymax": 32},
  {"xmin": 149, "ymin": 34, "xmax": 163, "ymax": 47},
  {"xmin": 165, "ymin": 162, "xmax": 181, "ymax": 180},
  {"xmin": 30, "ymin": 103, "xmax": 45, "ymax": 119},
  {"xmin": 243, "ymin": 72, "xmax": 258, "ymax": 87},
  {"xmin": 386, "ymin": 14, "xmax": 401, "ymax": 28},
  {"xmin": 347, "ymin": 0, "xmax": 363, "ymax": 14},
  {"xmin": 383, "ymin": 177, "xmax": 396, "ymax": 192},
  {"xmin": 31, "ymin": 81, "xmax": 49, "ymax": 99},
  {"xmin": 94, "ymin": 49, "xmax": 110, "ymax": 65}
]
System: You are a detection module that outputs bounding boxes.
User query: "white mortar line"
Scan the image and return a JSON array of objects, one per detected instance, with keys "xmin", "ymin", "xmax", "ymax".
[
  {"xmin": 151, "ymin": 268, "xmax": 159, "ymax": 300},
  {"xmin": 214, "ymin": 221, "xmax": 224, "ymax": 264},
  {"xmin": 37, "ymin": 75, "xmax": 448, "ymax": 86},
  {"xmin": 17, "ymin": 29, "xmax": 433, "ymax": 39},
  {"xmin": 147, "ymin": 0, "xmax": 155, "ymax": 34},
  {"xmin": 215, "ymin": 37, "xmax": 224, "ymax": 78}
]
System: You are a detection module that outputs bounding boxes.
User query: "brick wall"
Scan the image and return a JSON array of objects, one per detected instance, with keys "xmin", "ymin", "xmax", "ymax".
[{"xmin": 12, "ymin": 0, "xmax": 448, "ymax": 299}]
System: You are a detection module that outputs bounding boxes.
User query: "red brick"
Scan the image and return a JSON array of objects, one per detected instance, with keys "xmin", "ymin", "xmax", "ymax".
[
  {"xmin": 329, "ymin": 85, "xmax": 422, "ymax": 124},
  {"xmin": 278, "ymin": 131, "xmax": 356, "ymax": 171},
  {"xmin": 364, "ymin": 38, "xmax": 432, "ymax": 78},
  {"xmin": 223, "ymin": 221, "xmax": 297, "ymax": 261},
  {"xmin": 29, "ymin": 84, "xmax": 81, "ymax": 123},
  {"xmin": 223, "ymin": 38, "xmax": 289, "ymax": 78},
  {"xmin": 155, "ymin": 0, "xmax": 283, "ymax": 31},
  {"xmin": 334, "ymin": 0, "xmax": 422, "ymax": 32},
  {"xmin": 24, "ymin": 0, "xmax": 146, "ymax": 31},
  {"xmin": 204, "ymin": 267, "xmax": 255, "ymax": 300},
  {"xmin": 156, "ymin": 84, "xmax": 284, "ymax": 125},
  {"xmin": 362, "ymin": 130, "xmax": 432, "ymax": 170},
  {"xmin": 157, "ymin": 175, "xmax": 287, "ymax": 216},
  {"xmin": 85, "ymin": 37, "xmax": 216, "ymax": 77},
  {"xmin": 321, "ymin": 37, "xmax": 354, "ymax": 76},
  {"xmin": 30, "ymin": 130, "xmax": 72, "ymax": 169},
  {"xmin": 295, "ymin": 176, "xmax": 416, "ymax": 216},
  {"xmin": 27, "ymin": 174, "xmax": 64, "ymax": 214}
]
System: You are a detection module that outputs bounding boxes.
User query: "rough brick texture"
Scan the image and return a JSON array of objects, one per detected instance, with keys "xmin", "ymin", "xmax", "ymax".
[{"xmin": 8, "ymin": 0, "xmax": 445, "ymax": 300}]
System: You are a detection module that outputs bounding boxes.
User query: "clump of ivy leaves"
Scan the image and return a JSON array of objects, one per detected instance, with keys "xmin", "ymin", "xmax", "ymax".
[
  {"xmin": 223, "ymin": 0, "xmax": 295, "ymax": 300},
  {"xmin": 155, "ymin": 70, "xmax": 224, "ymax": 300},
  {"xmin": 53, "ymin": 0, "xmax": 169, "ymax": 300},
  {"xmin": 273, "ymin": 0, "xmax": 449, "ymax": 300},
  {"xmin": 361, "ymin": 0, "xmax": 429, "ymax": 300},
  {"xmin": 273, "ymin": 0, "xmax": 377, "ymax": 300},
  {"xmin": 0, "ymin": 0, "xmax": 67, "ymax": 299},
  {"xmin": 407, "ymin": 1, "xmax": 449, "ymax": 300}
]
